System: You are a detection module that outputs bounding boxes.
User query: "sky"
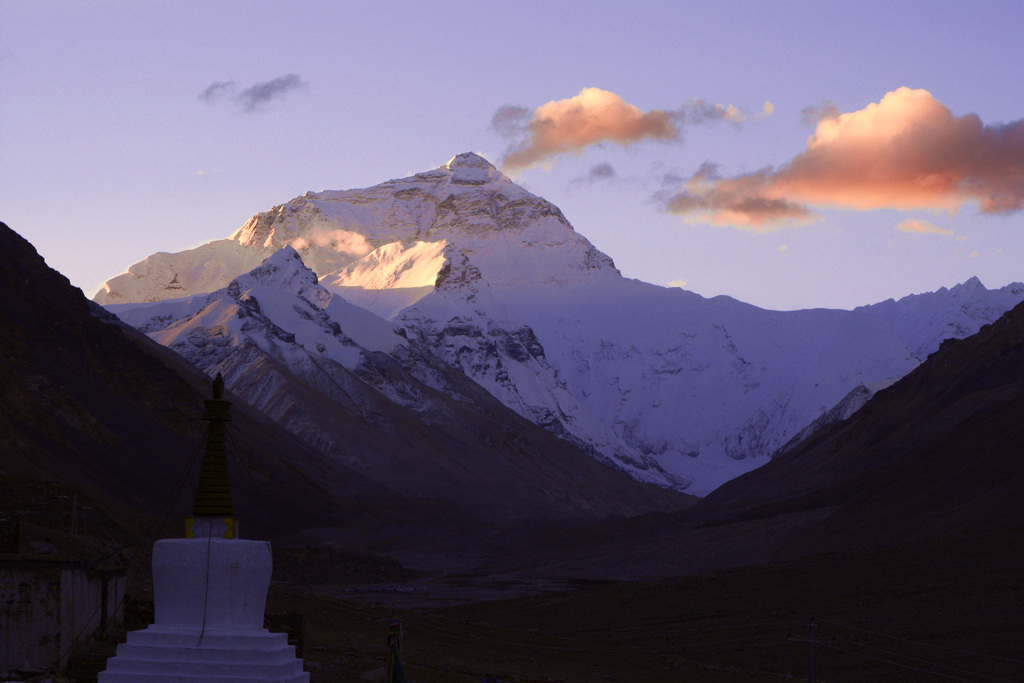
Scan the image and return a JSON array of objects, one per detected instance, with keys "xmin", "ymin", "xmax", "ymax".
[{"xmin": 2, "ymin": 0, "xmax": 1023, "ymax": 311}]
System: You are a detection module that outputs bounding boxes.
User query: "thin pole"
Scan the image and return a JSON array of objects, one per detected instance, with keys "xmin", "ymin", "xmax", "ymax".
[{"xmin": 808, "ymin": 617, "xmax": 817, "ymax": 683}]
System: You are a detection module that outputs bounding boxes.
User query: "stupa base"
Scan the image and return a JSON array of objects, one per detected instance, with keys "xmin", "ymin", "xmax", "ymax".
[{"xmin": 98, "ymin": 626, "xmax": 308, "ymax": 682}]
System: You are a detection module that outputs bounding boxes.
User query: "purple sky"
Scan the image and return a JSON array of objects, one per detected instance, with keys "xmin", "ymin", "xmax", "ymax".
[{"xmin": 3, "ymin": 1, "xmax": 1023, "ymax": 310}]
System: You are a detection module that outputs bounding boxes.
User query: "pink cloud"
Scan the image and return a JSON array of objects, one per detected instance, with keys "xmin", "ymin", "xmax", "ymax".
[
  {"xmin": 499, "ymin": 88, "xmax": 677, "ymax": 170},
  {"xmin": 664, "ymin": 164, "xmax": 818, "ymax": 228},
  {"xmin": 896, "ymin": 218, "xmax": 954, "ymax": 236},
  {"xmin": 495, "ymin": 88, "xmax": 765, "ymax": 171},
  {"xmin": 665, "ymin": 87, "xmax": 1024, "ymax": 230}
]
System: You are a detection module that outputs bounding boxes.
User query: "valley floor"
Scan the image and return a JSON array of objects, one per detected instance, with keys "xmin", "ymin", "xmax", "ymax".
[{"xmin": 262, "ymin": 530, "xmax": 1024, "ymax": 683}]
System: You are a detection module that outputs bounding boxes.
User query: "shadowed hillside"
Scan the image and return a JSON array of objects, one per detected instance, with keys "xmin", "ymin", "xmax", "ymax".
[
  {"xmin": 0, "ymin": 220, "xmax": 687, "ymax": 548},
  {"xmin": 0, "ymin": 221, "xmax": 402, "ymax": 542},
  {"xmin": 701, "ymin": 298, "xmax": 1024, "ymax": 557}
]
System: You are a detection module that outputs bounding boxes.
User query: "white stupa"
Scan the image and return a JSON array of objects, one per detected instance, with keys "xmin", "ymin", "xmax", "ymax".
[{"xmin": 100, "ymin": 375, "xmax": 309, "ymax": 682}]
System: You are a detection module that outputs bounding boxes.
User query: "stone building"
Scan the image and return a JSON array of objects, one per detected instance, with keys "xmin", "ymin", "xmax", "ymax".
[{"xmin": 1, "ymin": 519, "xmax": 125, "ymax": 677}]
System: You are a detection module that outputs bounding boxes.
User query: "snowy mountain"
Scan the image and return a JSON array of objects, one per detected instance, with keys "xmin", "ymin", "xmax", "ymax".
[
  {"xmin": 772, "ymin": 278, "xmax": 1024, "ymax": 448},
  {"xmin": 97, "ymin": 153, "xmax": 1022, "ymax": 495},
  {"xmin": 108, "ymin": 245, "xmax": 682, "ymax": 517},
  {"xmin": 855, "ymin": 276, "xmax": 1024, "ymax": 360}
]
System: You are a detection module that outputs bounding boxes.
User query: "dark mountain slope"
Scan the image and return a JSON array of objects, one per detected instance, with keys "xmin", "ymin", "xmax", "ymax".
[
  {"xmin": 0, "ymin": 221, "xmax": 687, "ymax": 555},
  {"xmin": 701, "ymin": 299, "xmax": 1024, "ymax": 555},
  {"xmin": 0, "ymin": 221, "xmax": 399, "ymax": 541}
]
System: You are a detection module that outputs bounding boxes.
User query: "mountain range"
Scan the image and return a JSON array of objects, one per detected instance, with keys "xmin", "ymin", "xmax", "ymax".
[
  {"xmin": 95, "ymin": 152, "xmax": 1024, "ymax": 495},
  {"xmin": 7, "ymin": 171, "xmax": 1024, "ymax": 678},
  {"xmin": 0, "ymin": 219, "xmax": 683, "ymax": 550}
]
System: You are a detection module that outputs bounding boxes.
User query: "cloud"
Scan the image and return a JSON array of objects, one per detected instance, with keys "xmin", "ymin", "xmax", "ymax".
[
  {"xmin": 290, "ymin": 229, "xmax": 371, "ymax": 256},
  {"xmin": 588, "ymin": 162, "xmax": 617, "ymax": 182},
  {"xmin": 685, "ymin": 98, "xmax": 774, "ymax": 124},
  {"xmin": 661, "ymin": 162, "xmax": 818, "ymax": 228},
  {"xmin": 800, "ymin": 100, "xmax": 840, "ymax": 127},
  {"xmin": 200, "ymin": 74, "xmax": 307, "ymax": 112},
  {"xmin": 238, "ymin": 74, "xmax": 307, "ymax": 111},
  {"xmin": 199, "ymin": 80, "xmax": 237, "ymax": 103},
  {"xmin": 495, "ymin": 87, "xmax": 761, "ymax": 171},
  {"xmin": 896, "ymin": 218, "xmax": 954, "ymax": 236},
  {"xmin": 683, "ymin": 98, "xmax": 744, "ymax": 125},
  {"xmin": 667, "ymin": 279, "xmax": 688, "ymax": 288},
  {"xmin": 663, "ymin": 87, "xmax": 1024, "ymax": 230},
  {"xmin": 491, "ymin": 105, "xmax": 533, "ymax": 141},
  {"xmin": 498, "ymin": 88, "xmax": 677, "ymax": 170}
]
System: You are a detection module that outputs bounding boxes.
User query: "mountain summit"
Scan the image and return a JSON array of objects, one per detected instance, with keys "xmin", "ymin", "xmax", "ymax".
[
  {"xmin": 95, "ymin": 152, "xmax": 616, "ymax": 308},
  {"xmin": 442, "ymin": 151, "xmax": 508, "ymax": 184},
  {"xmin": 97, "ymin": 154, "xmax": 1024, "ymax": 494}
]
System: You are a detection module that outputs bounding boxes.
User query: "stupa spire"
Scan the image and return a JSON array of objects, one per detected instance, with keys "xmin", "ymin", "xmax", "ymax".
[{"xmin": 186, "ymin": 373, "xmax": 237, "ymax": 539}]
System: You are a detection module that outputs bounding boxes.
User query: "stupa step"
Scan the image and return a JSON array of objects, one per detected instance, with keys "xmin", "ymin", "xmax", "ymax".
[
  {"xmin": 100, "ymin": 653, "xmax": 307, "ymax": 680},
  {"xmin": 110, "ymin": 642, "xmax": 300, "ymax": 664},
  {"xmin": 125, "ymin": 628, "xmax": 292, "ymax": 649},
  {"xmin": 98, "ymin": 672, "xmax": 308, "ymax": 683}
]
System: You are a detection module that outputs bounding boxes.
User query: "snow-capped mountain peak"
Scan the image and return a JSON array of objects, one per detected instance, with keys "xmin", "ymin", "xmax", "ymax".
[
  {"xmin": 95, "ymin": 153, "xmax": 1024, "ymax": 496},
  {"xmin": 231, "ymin": 244, "xmax": 326, "ymax": 303},
  {"xmin": 443, "ymin": 151, "xmax": 509, "ymax": 185}
]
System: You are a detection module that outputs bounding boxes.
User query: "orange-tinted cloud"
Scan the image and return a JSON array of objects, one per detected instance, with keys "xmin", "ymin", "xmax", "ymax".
[
  {"xmin": 896, "ymin": 218, "xmax": 954, "ymax": 236},
  {"xmin": 499, "ymin": 88, "xmax": 676, "ymax": 170},
  {"xmin": 662, "ymin": 163, "xmax": 818, "ymax": 228},
  {"xmin": 665, "ymin": 87, "xmax": 1024, "ymax": 230},
  {"xmin": 495, "ymin": 88, "xmax": 764, "ymax": 171}
]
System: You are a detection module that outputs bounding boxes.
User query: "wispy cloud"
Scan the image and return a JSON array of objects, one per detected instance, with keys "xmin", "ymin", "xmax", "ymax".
[
  {"xmin": 662, "ymin": 87, "xmax": 1024, "ymax": 230},
  {"xmin": 588, "ymin": 162, "xmax": 617, "ymax": 182},
  {"xmin": 799, "ymin": 100, "xmax": 840, "ymax": 127},
  {"xmin": 199, "ymin": 74, "xmax": 307, "ymax": 112},
  {"xmin": 896, "ymin": 218, "xmax": 954, "ymax": 236},
  {"xmin": 199, "ymin": 80, "xmax": 237, "ymax": 103},
  {"xmin": 493, "ymin": 87, "xmax": 771, "ymax": 171},
  {"xmin": 661, "ymin": 161, "xmax": 818, "ymax": 229},
  {"xmin": 238, "ymin": 74, "xmax": 307, "ymax": 111}
]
